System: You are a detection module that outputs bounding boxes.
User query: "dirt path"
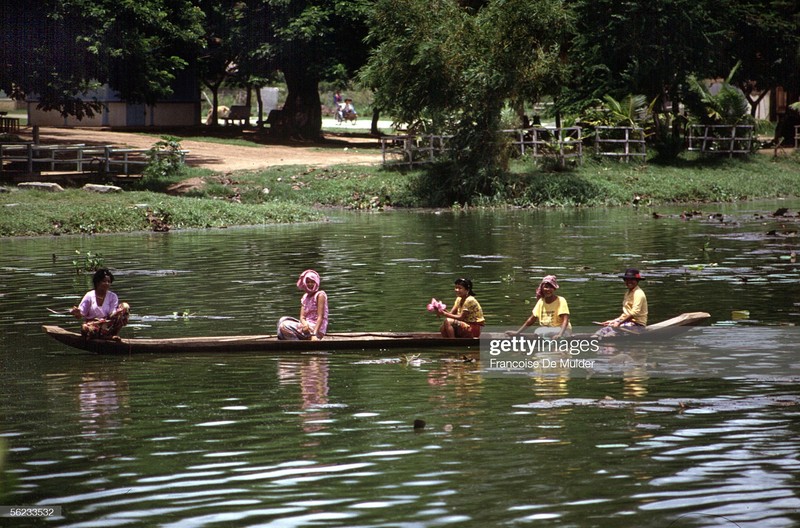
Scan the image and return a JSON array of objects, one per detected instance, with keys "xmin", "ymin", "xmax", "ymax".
[{"xmin": 20, "ymin": 126, "xmax": 384, "ymax": 172}]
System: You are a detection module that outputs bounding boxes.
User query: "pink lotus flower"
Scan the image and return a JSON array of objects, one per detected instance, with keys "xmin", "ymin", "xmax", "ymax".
[{"xmin": 427, "ymin": 298, "xmax": 446, "ymax": 313}]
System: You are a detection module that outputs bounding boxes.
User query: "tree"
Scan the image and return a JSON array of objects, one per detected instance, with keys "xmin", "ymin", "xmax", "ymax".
[
  {"xmin": 722, "ymin": 0, "xmax": 800, "ymax": 117},
  {"xmin": 0, "ymin": 0, "xmax": 204, "ymax": 119},
  {"xmin": 361, "ymin": 0, "xmax": 572, "ymax": 203},
  {"xmin": 195, "ymin": 0, "xmax": 251, "ymax": 126},
  {"xmin": 235, "ymin": 0, "xmax": 373, "ymax": 139},
  {"xmin": 564, "ymin": 0, "xmax": 727, "ymax": 156}
]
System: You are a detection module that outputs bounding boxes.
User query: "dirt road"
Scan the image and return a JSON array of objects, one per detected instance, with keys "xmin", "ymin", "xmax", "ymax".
[{"xmin": 20, "ymin": 126, "xmax": 384, "ymax": 172}]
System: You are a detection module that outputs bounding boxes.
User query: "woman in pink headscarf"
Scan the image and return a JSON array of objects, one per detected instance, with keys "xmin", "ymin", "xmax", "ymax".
[
  {"xmin": 506, "ymin": 275, "xmax": 571, "ymax": 339},
  {"xmin": 277, "ymin": 269, "xmax": 329, "ymax": 340}
]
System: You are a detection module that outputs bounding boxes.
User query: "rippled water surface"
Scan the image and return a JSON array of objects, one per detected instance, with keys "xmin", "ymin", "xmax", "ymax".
[{"xmin": 2, "ymin": 203, "xmax": 800, "ymax": 527}]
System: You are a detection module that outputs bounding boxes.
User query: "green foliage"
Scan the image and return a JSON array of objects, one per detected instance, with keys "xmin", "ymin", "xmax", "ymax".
[
  {"xmin": 362, "ymin": 0, "xmax": 572, "ymax": 203},
  {"xmin": 72, "ymin": 250, "xmax": 104, "ymax": 274},
  {"xmin": 140, "ymin": 136, "xmax": 187, "ymax": 190},
  {"xmin": 684, "ymin": 64, "xmax": 751, "ymax": 126},
  {"xmin": 585, "ymin": 94, "xmax": 649, "ymax": 128},
  {"xmin": 0, "ymin": 0, "xmax": 204, "ymax": 117}
]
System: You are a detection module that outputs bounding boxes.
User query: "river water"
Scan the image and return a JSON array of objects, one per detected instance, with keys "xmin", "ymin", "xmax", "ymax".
[{"xmin": 1, "ymin": 202, "xmax": 800, "ymax": 527}]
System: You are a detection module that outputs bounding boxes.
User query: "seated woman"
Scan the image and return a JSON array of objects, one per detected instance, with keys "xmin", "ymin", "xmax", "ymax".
[
  {"xmin": 278, "ymin": 269, "xmax": 329, "ymax": 340},
  {"xmin": 70, "ymin": 268, "xmax": 130, "ymax": 340},
  {"xmin": 438, "ymin": 277, "xmax": 485, "ymax": 338},
  {"xmin": 507, "ymin": 275, "xmax": 571, "ymax": 339},
  {"xmin": 595, "ymin": 268, "xmax": 648, "ymax": 338}
]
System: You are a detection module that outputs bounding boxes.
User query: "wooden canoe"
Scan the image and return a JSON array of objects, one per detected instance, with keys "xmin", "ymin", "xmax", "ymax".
[
  {"xmin": 579, "ymin": 311, "xmax": 712, "ymax": 340},
  {"xmin": 42, "ymin": 312, "xmax": 711, "ymax": 354},
  {"xmin": 42, "ymin": 325, "xmax": 479, "ymax": 354}
]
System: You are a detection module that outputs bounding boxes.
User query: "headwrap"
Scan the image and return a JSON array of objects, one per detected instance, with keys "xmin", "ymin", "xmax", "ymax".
[
  {"xmin": 535, "ymin": 275, "xmax": 559, "ymax": 300},
  {"xmin": 296, "ymin": 269, "xmax": 321, "ymax": 294}
]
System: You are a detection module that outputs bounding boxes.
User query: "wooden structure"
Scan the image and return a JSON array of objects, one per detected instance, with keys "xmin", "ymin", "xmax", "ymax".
[
  {"xmin": 380, "ymin": 127, "xmax": 584, "ymax": 168},
  {"xmin": 795, "ymin": 125, "xmax": 800, "ymax": 149},
  {"xmin": 223, "ymin": 105, "xmax": 251, "ymax": 126},
  {"xmin": 687, "ymin": 124, "xmax": 754, "ymax": 157},
  {"xmin": 43, "ymin": 325, "xmax": 478, "ymax": 354},
  {"xmin": 505, "ymin": 127, "xmax": 584, "ymax": 167},
  {"xmin": 0, "ymin": 116, "xmax": 21, "ymax": 133},
  {"xmin": 593, "ymin": 126, "xmax": 647, "ymax": 162},
  {"xmin": 0, "ymin": 142, "xmax": 188, "ymax": 181},
  {"xmin": 380, "ymin": 134, "xmax": 453, "ymax": 167},
  {"xmin": 43, "ymin": 312, "xmax": 710, "ymax": 354}
]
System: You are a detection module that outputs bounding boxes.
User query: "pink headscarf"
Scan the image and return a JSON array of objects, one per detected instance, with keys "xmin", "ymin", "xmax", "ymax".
[
  {"xmin": 297, "ymin": 269, "xmax": 321, "ymax": 294},
  {"xmin": 535, "ymin": 275, "xmax": 559, "ymax": 300}
]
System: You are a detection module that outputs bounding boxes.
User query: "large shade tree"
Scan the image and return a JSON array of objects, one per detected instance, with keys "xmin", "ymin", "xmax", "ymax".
[
  {"xmin": 0, "ymin": 0, "xmax": 204, "ymax": 119},
  {"xmin": 723, "ymin": 0, "xmax": 800, "ymax": 116},
  {"xmin": 564, "ymin": 0, "xmax": 729, "ymax": 155},
  {"xmin": 361, "ymin": 0, "xmax": 572, "ymax": 203},
  {"xmin": 234, "ymin": 0, "xmax": 372, "ymax": 139}
]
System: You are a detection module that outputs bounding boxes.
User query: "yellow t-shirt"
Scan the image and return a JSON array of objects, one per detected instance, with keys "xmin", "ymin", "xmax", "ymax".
[
  {"xmin": 452, "ymin": 295, "xmax": 485, "ymax": 325},
  {"xmin": 533, "ymin": 296, "xmax": 572, "ymax": 329},
  {"xmin": 622, "ymin": 286, "xmax": 648, "ymax": 326}
]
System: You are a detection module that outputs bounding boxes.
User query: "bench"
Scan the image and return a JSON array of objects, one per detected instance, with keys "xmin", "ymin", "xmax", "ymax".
[{"xmin": 223, "ymin": 105, "xmax": 251, "ymax": 126}]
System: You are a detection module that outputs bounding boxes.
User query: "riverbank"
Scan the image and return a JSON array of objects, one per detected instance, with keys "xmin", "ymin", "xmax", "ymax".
[{"xmin": 1, "ymin": 144, "xmax": 799, "ymax": 237}]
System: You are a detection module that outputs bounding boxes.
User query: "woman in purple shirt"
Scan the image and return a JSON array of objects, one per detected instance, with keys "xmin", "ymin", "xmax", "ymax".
[
  {"xmin": 277, "ymin": 269, "xmax": 329, "ymax": 340},
  {"xmin": 70, "ymin": 268, "xmax": 130, "ymax": 340}
]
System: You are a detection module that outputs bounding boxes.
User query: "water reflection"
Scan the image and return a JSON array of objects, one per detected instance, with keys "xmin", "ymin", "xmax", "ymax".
[
  {"xmin": 277, "ymin": 358, "xmax": 331, "ymax": 438},
  {"xmin": 77, "ymin": 372, "xmax": 129, "ymax": 437},
  {"xmin": 3, "ymin": 204, "xmax": 800, "ymax": 526}
]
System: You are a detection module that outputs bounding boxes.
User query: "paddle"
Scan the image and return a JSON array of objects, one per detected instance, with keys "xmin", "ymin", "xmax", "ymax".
[{"xmin": 47, "ymin": 307, "xmax": 71, "ymax": 315}]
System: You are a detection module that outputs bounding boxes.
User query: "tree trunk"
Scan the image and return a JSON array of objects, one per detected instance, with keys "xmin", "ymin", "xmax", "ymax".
[
  {"xmin": 371, "ymin": 107, "xmax": 381, "ymax": 136},
  {"xmin": 282, "ymin": 69, "xmax": 322, "ymax": 140},
  {"xmin": 256, "ymin": 87, "xmax": 264, "ymax": 129}
]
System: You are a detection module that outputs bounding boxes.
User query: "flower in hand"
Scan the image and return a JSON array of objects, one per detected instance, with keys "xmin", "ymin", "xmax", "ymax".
[{"xmin": 426, "ymin": 298, "xmax": 446, "ymax": 314}]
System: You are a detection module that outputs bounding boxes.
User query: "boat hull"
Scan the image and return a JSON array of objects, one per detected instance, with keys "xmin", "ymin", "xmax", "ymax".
[
  {"xmin": 42, "ymin": 325, "xmax": 478, "ymax": 354},
  {"xmin": 42, "ymin": 312, "xmax": 711, "ymax": 354}
]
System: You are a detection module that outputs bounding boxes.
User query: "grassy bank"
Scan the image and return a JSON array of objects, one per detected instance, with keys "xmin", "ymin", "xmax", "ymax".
[
  {"xmin": 1, "ymin": 151, "xmax": 798, "ymax": 237},
  {"xmin": 174, "ymin": 151, "xmax": 800, "ymax": 209},
  {"xmin": 0, "ymin": 189, "xmax": 319, "ymax": 237}
]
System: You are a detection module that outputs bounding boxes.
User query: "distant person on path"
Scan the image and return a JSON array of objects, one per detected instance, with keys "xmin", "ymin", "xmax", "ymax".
[
  {"xmin": 438, "ymin": 278, "xmax": 485, "ymax": 338},
  {"xmin": 70, "ymin": 268, "xmax": 130, "ymax": 340},
  {"xmin": 278, "ymin": 269, "xmax": 329, "ymax": 340},
  {"xmin": 343, "ymin": 98, "xmax": 357, "ymax": 118},
  {"xmin": 595, "ymin": 268, "xmax": 648, "ymax": 337},
  {"xmin": 507, "ymin": 275, "xmax": 571, "ymax": 339}
]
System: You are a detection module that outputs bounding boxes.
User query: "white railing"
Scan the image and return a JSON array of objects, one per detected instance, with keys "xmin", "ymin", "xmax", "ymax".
[
  {"xmin": 380, "ymin": 134, "xmax": 453, "ymax": 167},
  {"xmin": 0, "ymin": 143, "xmax": 188, "ymax": 177},
  {"xmin": 594, "ymin": 126, "xmax": 647, "ymax": 162},
  {"xmin": 687, "ymin": 124, "xmax": 754, "ymax": 157},
  {"xmin": 504, "ymin": 127, "xmax": 583, "ymax": 166}
]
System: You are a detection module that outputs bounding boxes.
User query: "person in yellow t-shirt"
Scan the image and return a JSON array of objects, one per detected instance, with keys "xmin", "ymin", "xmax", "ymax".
[
  {"xmin": 596, "ymin": 268, "xmax": 648, "ymax": 337},
  {"xmin": 507, "ymin": 275, "xmax": 571, "ymax": 339},
  {"xmin": 439, "ymin": 277, "xmax": 485, "ymax": 338}
]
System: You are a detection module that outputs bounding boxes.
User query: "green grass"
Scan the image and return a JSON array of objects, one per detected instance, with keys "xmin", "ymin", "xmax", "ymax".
[
  {"xmin": 1, "ymin": 150, "xmax": 798, "ymax": 237},
  {"xmin": 0, "ymin": 187, "xmax": 320, "ymax": 237}
]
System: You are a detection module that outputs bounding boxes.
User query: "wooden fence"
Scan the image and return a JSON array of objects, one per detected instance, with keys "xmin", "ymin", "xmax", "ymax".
[
  {"xmin": 380, "ymin": 134, "xmax": 453, "ymax": 167},
  {"xmin": 594, "ymin": 126, "xmax": 646, "ymax": 162},
  {"xmin": 505, "ymin": 127, "xmax": 583, "ymax": 166},
  {"xmin": 686, "ymin": 124, "xmax": 754, "ymax": 157},
  {"xmin": 0, "ymin": 143, "xmax": 188, "ymax": 180},
  {"xmin": 795, "ymin": 125, "xmax": 800, "ymax": 149},
  {"xmin": 381, "ymin": 127, "xmax": 584, "ymax": 167}
]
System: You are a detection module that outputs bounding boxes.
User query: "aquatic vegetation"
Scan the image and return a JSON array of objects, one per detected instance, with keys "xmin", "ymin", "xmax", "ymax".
[{"xmin": 72, "ymin": 250, "xmax": 104, "ymax": 274}]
